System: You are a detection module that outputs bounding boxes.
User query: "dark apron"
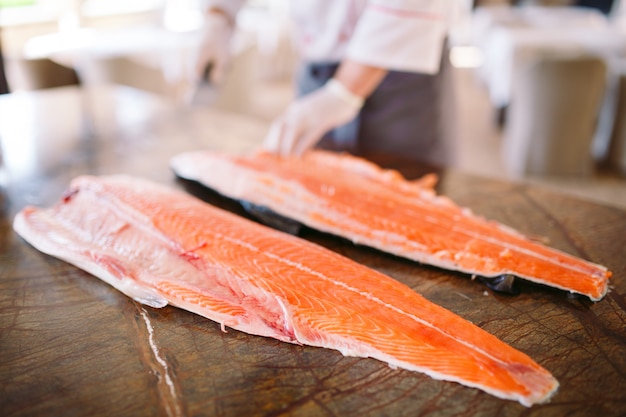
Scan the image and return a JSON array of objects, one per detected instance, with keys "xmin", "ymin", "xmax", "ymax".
[{"xmin": 295, "ymin": 46, "xmax": 454, "ymax": 166}]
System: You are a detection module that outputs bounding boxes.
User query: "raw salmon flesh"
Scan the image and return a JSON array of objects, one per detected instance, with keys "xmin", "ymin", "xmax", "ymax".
[
  {"xmin": 13, "ymin": 175, "xmax": 558, "ymax": 406},
  {"xmin": 170, "ymin": 150, "xmax": 612, "ymax": 301}
]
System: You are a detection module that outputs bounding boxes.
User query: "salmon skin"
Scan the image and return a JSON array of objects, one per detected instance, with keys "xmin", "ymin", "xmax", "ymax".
[
  {"xmin": 170, "ymin": 150, "xmax": 612, "ymax": 301},
  {"xmin": 14, "ymin": 175, "xmax": 558, "ymax": 406}
]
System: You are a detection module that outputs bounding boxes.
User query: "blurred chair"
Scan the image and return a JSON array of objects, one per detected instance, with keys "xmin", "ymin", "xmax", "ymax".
[
  {"xmin": 606, "ymin": 73, "xmax": 626, "ymax": 175},
  {"xmin": 502, "ymin": 55, "xmax": 607, "ymax": 176},
  {"xmin": 11, "ymin": 58, "xmax": 80, "ymax": 90},
  {"xmin": 0, "ymin": 47, "xmax": 8, "ymax": 94}
]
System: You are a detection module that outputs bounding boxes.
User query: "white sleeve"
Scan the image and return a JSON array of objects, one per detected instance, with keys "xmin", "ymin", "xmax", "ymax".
[
  {"xmin": 345, "ymin": 0, "xmax": 452, "ymax": 74},
  {"xmin": 203, "ymin": 0, "xmax": 247, "ymax": 21}
]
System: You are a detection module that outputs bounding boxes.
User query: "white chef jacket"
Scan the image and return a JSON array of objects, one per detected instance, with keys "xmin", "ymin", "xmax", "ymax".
[{"xmin": 206, "ymin": 0, "xmax": 453, "ymax": 75}]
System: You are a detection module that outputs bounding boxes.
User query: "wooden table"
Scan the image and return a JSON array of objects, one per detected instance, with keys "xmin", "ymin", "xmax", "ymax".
[{"xmin": 1, "ymin": 86, "xmax": 625, "ymax": 416}]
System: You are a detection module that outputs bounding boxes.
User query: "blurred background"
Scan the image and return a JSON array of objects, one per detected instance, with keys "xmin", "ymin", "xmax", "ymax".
[{"xmin": 1, "ymin": 0, "xmax": 626, "ymax": 208}]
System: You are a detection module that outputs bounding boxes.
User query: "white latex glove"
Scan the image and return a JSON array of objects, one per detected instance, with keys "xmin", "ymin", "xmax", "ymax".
[
  {"xmin": 193, "ymin": 12, "xmax": 233, "ymax": 85},
  {"xmin": 264, "ymin": 79, "xmax": 364, "ymax": 156}
]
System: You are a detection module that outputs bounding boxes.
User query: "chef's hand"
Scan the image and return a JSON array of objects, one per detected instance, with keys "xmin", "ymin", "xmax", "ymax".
[
  {"xmin": 193, "ymin": 9, "xmax": 233, "ymax": 84},
  {"xmin": 263, "ymin": 79, "xmax": 364, "ymax": 156}
]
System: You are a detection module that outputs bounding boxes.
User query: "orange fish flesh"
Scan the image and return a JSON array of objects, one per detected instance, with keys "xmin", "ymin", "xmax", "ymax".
[
  {"xmin": 170, "ymin": 150, "xmax": 611, "ymax": 301},
  {"xmin": 13, "ymin": 175, "xmax": 558, "ymax": 406}
]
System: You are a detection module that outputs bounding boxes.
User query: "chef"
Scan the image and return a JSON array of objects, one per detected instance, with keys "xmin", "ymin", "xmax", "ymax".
[{"xmin": 195, "ymin": 0, "xmax": 455, "ymax": 166}]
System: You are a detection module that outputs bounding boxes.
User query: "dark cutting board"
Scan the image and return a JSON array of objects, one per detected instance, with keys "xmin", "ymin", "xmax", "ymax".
[
  {"xmin": 3, "ymin": 163, "xmax": 625, "ymax": 417},
  {"xmin": 1, "ymin": 87, "xmax": 625, "ymax": 417}
]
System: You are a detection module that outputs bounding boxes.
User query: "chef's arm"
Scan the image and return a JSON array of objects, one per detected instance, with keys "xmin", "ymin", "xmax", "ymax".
[
  {"xmin": 263, "ymin": 60, "xmax": 388, "ymax": 156},
  {"xmin": 205, "ymin": 5, "xmax": 234, "ymax": 24},
  {"xmin": 202, "ymin": 0, "xmax": 244, "ymax": 23},
  {"xmin": 332, "ymin": 59, "xmax": 388, "ymax": 102}
]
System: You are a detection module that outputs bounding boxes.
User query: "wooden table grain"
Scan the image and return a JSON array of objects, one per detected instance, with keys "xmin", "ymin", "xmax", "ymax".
[{"xmin": 1, "ymin": 86, "xmax": 624, "ymax": 417}]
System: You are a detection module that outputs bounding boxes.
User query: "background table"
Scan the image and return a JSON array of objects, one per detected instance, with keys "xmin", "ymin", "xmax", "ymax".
[
  {"xmin": 473, "ymin": 5, "xmax": 618, "ymax": 109},
  {"xmin": 1, "ymin": 86, "xmax": 625, "ymax": 416},
  {"xmin": 472, "ymin": 5, "xmax": 626, "ymax": 172}
]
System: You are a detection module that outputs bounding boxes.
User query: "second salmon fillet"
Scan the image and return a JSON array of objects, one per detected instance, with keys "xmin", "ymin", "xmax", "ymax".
[{"xmin": 170, "ymin": 150, "xmax": 611, "ymax": 301}]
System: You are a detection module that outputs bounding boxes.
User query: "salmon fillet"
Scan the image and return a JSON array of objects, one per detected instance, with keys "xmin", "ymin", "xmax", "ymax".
[
  {"xmin": 170, "ymin": 150, "xmax": 611, "ymax": 301},
  {"xmin": 13, "ymin": 175, "xmax": 558, "ymax": 406}
]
